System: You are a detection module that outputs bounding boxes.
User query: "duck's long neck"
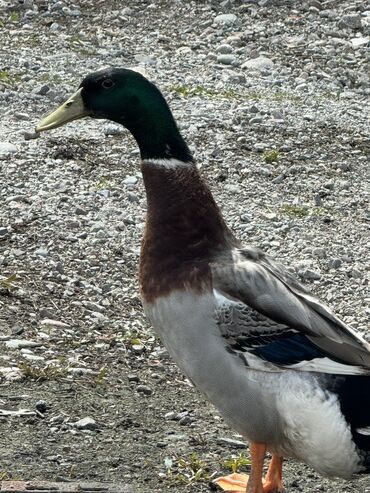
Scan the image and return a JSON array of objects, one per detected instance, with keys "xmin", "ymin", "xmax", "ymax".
[
  {"xmin": 139, "ymin": 158, "xmax": 236, "ymax": 302},
  {"xmin": 141, "ymin": 159, "xmax": 233, "ymax": 254}
]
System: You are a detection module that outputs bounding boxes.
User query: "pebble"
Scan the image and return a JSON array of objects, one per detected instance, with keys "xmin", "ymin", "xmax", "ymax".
[
  {"xmin": 178, "ymin": 415, "xmax": 192, "ymax": 425},
  {"xmin": 216, "ymin": 437, "xmax": 248, "ymax": 449},
  {"xmin": 136, "ymin": 384, "xmax": 153, "ymax": 395},
  {"xmin": 24, "ymin": 131, "xmax": 40, "ymax": 140},
  {"xmin": 74, "ymin": 417, "xmax": 98, "ymax": 431},
  {"xmin": 34, "ymin": 85, "xmax": 50, "ymax": 96},
  {"xmin": 103, "ymin": 123, "xmax": 124, "ymax": 136},
  {"xmin": 35, "ymin": 400, "xmax": 48, "ymax": 413},
  {"xmin": 127, "ymin": 374, "xmax": 140, "ymax": 383},
  {"xmin": 216, "ymin": 44, "xmax": 233, "ymax": 54},
  {"xmin": 328, "ymin": 258, "xmax": 342, "ymax": 269},
  {"xmin": 338, "ymin": 14, "xmax": 362, "ymax": 29},
  {"xmin": 297, "ymin": 269, "xmax": 321, "ymax": 281},
  {"xmin": 15, "ymin": 112, "xmax": 30, "ymax": 121},
  {"xmin": 217, "ymin": 54, "xmax": 237, "ymax": 65}
]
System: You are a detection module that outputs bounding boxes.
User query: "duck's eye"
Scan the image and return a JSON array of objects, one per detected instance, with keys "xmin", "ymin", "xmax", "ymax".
[{"xmin": 102, "ymin": 78, "xmax": 114, "ymax": 89}]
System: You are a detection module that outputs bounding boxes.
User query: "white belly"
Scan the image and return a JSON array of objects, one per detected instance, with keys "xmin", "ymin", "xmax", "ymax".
[{"xmin": 143, "ymin": 290, "xmax": 361, "ymax": 477}]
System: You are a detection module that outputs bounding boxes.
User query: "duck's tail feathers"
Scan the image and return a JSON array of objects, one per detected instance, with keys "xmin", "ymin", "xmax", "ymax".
[{"xmin": 325, "ymin": 374, "xmax": 370, "ymax": 472}]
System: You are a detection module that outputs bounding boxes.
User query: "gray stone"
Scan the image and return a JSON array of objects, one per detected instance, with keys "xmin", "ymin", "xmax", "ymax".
[
  {"xmin": 128, "ymin": 374, "xmax": 140, "ymax": 382},
  {"xmin": 298, "ymin": 269, "xmax": 321, "ymax": 281},
  {"xmin": 15, "ymin": 112, "xmax": 30, "ymax": 121},
  {"xmin": 136, "ymin": 385, "xmax": 153, "ymax": 395},
  {"xmin": 314, "ymin": 248, "xmax": 327, "ymax": 259},
  {"xmin": 350, "ymin": 269, "xmax": 362, "ymax": 279},
  {"xmin": 216, "ymin": 44, "xmax": 233, "ymax": 54},
  {"xmin": 328, "ymin": 258, "xmax": 342, "ymax": 269},
  {"xmin": 249, "ymin": 116, "xmax": 263, "ymax": 124},
  {"xmin": 35, "ymin": 400, "xmax": 48, "ymax": 413},
  {"xmin": 217, "ymin": 54, "xmax": 236, "ymax": 65},
  {"xmin": 216, "ymin": 437, "xmax": 248, "ymax": 449},
  {"xmin": 338, "ymin": 14, "xmax": 362, "ymax": 30},
  {"xmin": 24, "ymin": 131, "xmax": 40, "ymax": 140},
  {"xmin": 34, "ymin": 85, "xmax": 50, "ymax": 96},
  {"xmin": 103, "ymin": 123, "xmax": 124, "ymax": 136},
  {"xmin": 308, "ymin": 0, "xmax": 322, "ymax": 9}
]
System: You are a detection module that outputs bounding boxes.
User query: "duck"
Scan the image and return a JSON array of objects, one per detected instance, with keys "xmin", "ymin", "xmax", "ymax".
[{"xmin": 36, "ymin": 68, "xmax": 370, "ymax": 493}]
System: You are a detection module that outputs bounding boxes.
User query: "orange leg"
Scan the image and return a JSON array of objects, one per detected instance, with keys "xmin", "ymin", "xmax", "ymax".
[
  {"xmin": 263, "ymin": 455, "xmax": 284, "ymax": 493},
  {"xmin": 245, "ymin": 443, "xmax": 266, "ymax": 493},
  {"xmin": 214, "ymin": 444, "xmax": 284, "ymax": 493}
]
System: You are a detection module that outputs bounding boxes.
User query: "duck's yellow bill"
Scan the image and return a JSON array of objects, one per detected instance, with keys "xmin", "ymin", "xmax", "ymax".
[
  {"xmin": 36, "ymin": 88, "xmax": 89, "ymax": 132},
  {"xmin": 214, "ymin": 472, "xmax": 249, "ymax": 491}
]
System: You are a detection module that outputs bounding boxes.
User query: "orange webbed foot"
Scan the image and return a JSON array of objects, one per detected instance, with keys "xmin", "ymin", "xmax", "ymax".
[{"xmin": 214, "ymin": 473, "xmax": 249, "ymax": 492}]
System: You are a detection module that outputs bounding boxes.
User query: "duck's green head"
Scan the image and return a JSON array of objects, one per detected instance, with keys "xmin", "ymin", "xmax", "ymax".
[{"xmin": 36, "ymin": 68, "xmax": 192, "ymax": 162}]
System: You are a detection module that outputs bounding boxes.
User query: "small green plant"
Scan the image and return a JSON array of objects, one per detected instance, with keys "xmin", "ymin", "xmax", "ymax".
[
  {"xmin": 169, "ymin": 85, "xmax": 215, "ymax": 98},
  {"xmin": 69, "ymin": 34, "xmax": 83, "ymax": 45},
  {"xmin": 279, "ymin": 204, "xmax": 309, "ymax": 218},
  {"xmin": 9, "ymin": 11, "xmax": 19, "ymax": 22},
  {"xmin": 0, "ymin": 70, "xmax": 10, "ymax": 82},
  {"xmin": 18, "ymin": 362, "xmax": 70, "ymax": 381},
  {"xmin": 0, "ymin": 273, "xmax": 20, "ymax": 290},
  {"xmin": 165, "ymin": 452, "xmax": 211, "ymax": 485},
  {"xmin": 25, "ymin": 34, "xmax": 40, "ymax": 47},
  {"xmin": 169, "ymin": 84, "xmax": 240, "ymax": 101},
  {"xmin": 41, "ymin": 73, "xmax": 63, "ymax": 84},
  {"xmin": 263, "ymin": 150, "xmax": 280, "ymax": 164},
  {"xmin": 95, "ymin": 176, "xmax": 115, "ymax": 191},
  {"xmin": 94, "ymin": 365, "xmax": 108, "ymax": 386},
  {"xmin": 223, "ymin": 453, "xmax": 251, "ymax": 474},
  {"xmin": 311, "ymin": 207, "xmax": 328, "ymax": 216}
]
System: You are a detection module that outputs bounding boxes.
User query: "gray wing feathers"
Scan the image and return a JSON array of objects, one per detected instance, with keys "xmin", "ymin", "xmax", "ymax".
[{"xmin": 212, "ymin": 248, "xmax": 370, "ymax": 367}]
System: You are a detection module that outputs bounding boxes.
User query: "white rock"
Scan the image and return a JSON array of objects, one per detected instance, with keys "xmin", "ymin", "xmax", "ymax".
[
  {"xmin": 241, "ymin": 56, "xmax": 274, "ymax": 71},
  {"xmin": 0, "ymin": 367, "xmax": 24, "ymax": 381},
  {"xmin": 214, "ymin": 14, "xmax": 237, "ymax": 24},
  {"xmin": 5, "ymin": 339, "xmax": 40, "ymax": 349},
  {"xmin": 75, "ymin": 417, "xmax": 98, "ymax": 430},
  {"xmin": 351, "ymin": 37, "xmax": 369, "ymax": 48},
  {"xmin": 0, "ymin": 142, "xmax": 17, "ymax": 155}
]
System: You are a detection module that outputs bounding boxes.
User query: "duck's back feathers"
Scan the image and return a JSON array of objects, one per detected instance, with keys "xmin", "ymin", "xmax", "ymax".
[{"xmin": 212, "ymin": 247, "xmax": 370, "ymax": 369}]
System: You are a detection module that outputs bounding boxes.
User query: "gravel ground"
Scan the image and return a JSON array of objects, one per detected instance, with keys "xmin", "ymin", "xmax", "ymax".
[{"xmin": 0, "ymin": 0, "xmax": 369, "ymax": 492}]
